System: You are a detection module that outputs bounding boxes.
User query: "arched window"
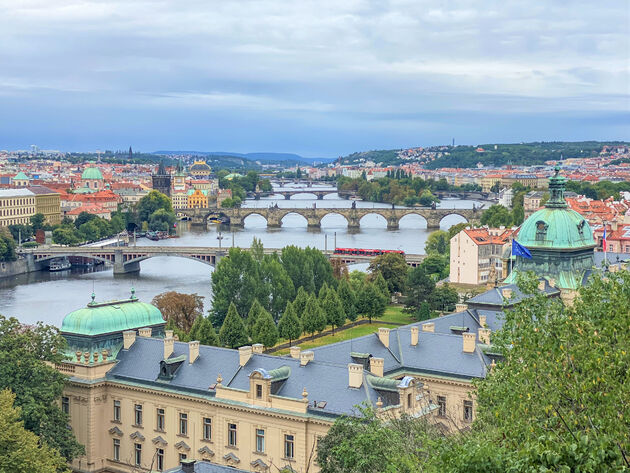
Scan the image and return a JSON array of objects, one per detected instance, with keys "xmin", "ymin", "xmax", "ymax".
[{"xmin": 535, "ymin": 221, "xmax": 548, "ymax": 241}]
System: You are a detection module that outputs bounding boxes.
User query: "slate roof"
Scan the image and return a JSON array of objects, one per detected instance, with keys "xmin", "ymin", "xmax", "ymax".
[
  {"xmin": 466, "ymin": 281, "xmax": 560, "ymax": 309},
  {"xmin": 166, "ymin": 460, "xmax": 250, "ymax": 473}
]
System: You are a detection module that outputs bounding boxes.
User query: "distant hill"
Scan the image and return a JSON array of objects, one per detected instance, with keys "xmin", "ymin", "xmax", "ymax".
[{"xmin": 153, "ymin": 150, "xmax": 334, "ymax": 165}]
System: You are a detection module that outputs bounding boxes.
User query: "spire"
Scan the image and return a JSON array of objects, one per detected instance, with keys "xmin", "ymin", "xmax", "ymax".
[
  {"xmin": 545, "ymin": 166, "xmax": 568, "ymax": 209},
  {"xmin": 157, "ymin": 160, "xmax": 167, "ymax": 176}
]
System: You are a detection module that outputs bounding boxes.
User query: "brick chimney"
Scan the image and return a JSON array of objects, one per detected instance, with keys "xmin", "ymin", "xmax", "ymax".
[
  {"xmin": 455, "ymin": 303, "xmax": 468, "ymax": 312},
  {"xmin": 478, "ymin": 328, "xmax": 491, "ymax": 344},
  {"xmin": 188, "ymin": 341, "xmax": 200, "ymax": 364},
  {"xmin": 300, "ymin": 351, "xmax": 314, "ymax": 366},
  {"xmin": 239, "ymin": 346, "xmax": 252, "ymax": 366},
  {"xmin": 252, "ymin": 343, "xmax": 264, "ymax": 354},
  {"xmin": 378, "ymin": 328, "xmax": 390, "ymax": 348},
  {"xmin": 290, "ymin": 346, "xmax": 301, "ymax": 359},
  {"xmin": 422, "ymin": 322, "xmax": 434, "ymax": 332},
  {"xmin": 537, "ymin": 280, "xmax": 546, "ymax": 291},
  {"xmin": 549, "ymin": 278, "xmax": 556, "ymax": 288},
  {"xmin": 123, "ymin": 330, "xmax": 136, "ymax": 350},
  {"xmin": 165, "ymin": 329, "xmax": 174, "ymax": 338},
  {"xmin": 348, "ymin": 363, "xmax": 363, "ymax": 388},
  {"xmin": 479, "ymin": 315, "xmax": 487, "ymax": 327},
  {"xmin": 164, "ymin": 336, "xmax": 174, "ymax": 359},
  {"xmin": 463, "ymin": 332, "xmax": 476, "ymax": 353},
  {"xmin": 370, "ymin": 357, "xmax": 384, "ymax": 377},
  {"xmin": 138, "ymin": 327, "xmax": 152, "ymax": 337},
  {"xmin": 410, "ymin": 326, "xmax": 419, "ymax": 346}
]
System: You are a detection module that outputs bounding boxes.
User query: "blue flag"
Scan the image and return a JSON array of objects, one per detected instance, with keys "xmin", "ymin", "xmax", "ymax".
[{"xmin": 512, "ymin": 240, "xmax": 532, "ymax": 259}]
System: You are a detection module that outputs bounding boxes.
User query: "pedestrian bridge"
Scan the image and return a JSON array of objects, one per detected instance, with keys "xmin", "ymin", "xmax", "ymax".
[
  {"xmin": 18, "ymin": 246, "xmax": 426, "ymax": 274},
  {"xmin": 180, "ymin": 206, "xmax": 482, "ymax": 230}
]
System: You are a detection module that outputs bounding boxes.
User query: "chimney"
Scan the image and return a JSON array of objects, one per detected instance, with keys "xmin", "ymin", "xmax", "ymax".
[
  {"xmin": 548, "ymin": 278, "xmax": 556, "ymax": 288},
  {"xmin": 188, "ymin": 341, "xmax": 200, "ymax": 364},
  {"xmin": 252, "ymin": 343, "xmax": 264, "ymax": 354},
  {"xmin": 348, "ymin": 363, "xmax": 363, "ymax": 388},
  {"xmin": 621, "ymin": 262, "xmax": 627, "ymax": 271},
  {"xmin": 370, "ymin": 357, "xmax": 384, "ymax": 377},
  {"xmin": 479, "ymin": 315, "xmax": 487, "ymax": 327},
  {"xmin": 455, "ymin": 303, "xmax": 468, "ymax": 312},
  {"xmin": 164, "ymin": 336, "xmax": 174, "ymax": 359},
  {"xmin": 239, "ymin": 346, "xmax": 252, "ymax": 366},
  {"xmin": 378, "ymin": 328, "xmax": 390, "ymax": 348},
  {"xmin": 478, "ymin": 328, "xmax": 491, "ymax": 344},
  {"xmin": 422, "ymin": 322, "xmax": 434, "ymax": 333},
  {"xmin": 501, "ymin": 288, "xmax": 512, "ymax": 299},
  {"xmin": 463, "ymin": 332, "xmax": 476, "ymax": 353},
  {"xmin": 181, "ymin": 459, "xmax": 196, "ymax": 473},
  {"xmin": 123, "ymin": 330, "xmax": 136, "ymax": 350},
  {"xmin": 290, "ymin": 346, "xmax": 301, "ymax": 359},
  {"xmin": 537, "ymin": 280, "xmax": 546, "ymax": 291},
  {"xmin": 165, "ymin": 329, "xmax": 174, "ymax": 338},
  {"xmin": 300, "ymin": 351, "xmax": 314, "ymax": 366},
  {"xmin": 410, "ymin": 326, "xmax": 419, "ymax": 346},
  {"xmin": 138, "ymin": 327, "xmax": 152, "ymax": 337}
]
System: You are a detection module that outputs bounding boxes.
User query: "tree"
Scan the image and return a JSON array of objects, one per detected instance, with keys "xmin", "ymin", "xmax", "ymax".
[
  {"xmin": 148, "ymin": 208, "xmax": 176, "ymax": 232},
  {"xmin": 278, "ymin": 302, "xmax": 302, "ymax": 346},
  {"xmin": 281, "ymin": 246, "xmax": 315, "ymax": 293},
  {"xmin": 292, "ymin": 286, "xmax": 310, "ymax": 319},
  {"xmin": 425, "ymin": 230, "xmax": 450, "ymax": 256},
  {"xmin": 74, "ymin": 211, "xmax": 97, "ymax": 228},
  {"xmin": 136, "ymin": 190, "xmax": 172, "ymax": 223},
  {"xmin": 188, "ymin": 315, "xmax": 219, "ymax": 346},
  {"xmin": 0, "ymin": 316, "xmax": 84, "ymax": 463},
  {"xmin": 429, "ymin": 284, "xmax": 459, "ymax": 312},
  {"xmin": 322, "ymin": 289, "xmax": 346, "ymax": 334},
  {"xmin": 306, "ymin": 247, "xmax": 335, "ymax": 293},
  {"xmin": 330, "ymin": 258, "xmax": 349, "ymax": 280},
  {"xmin": 218, "ymin": 303, "xmax": 248, "ymax": 348},
  {"xmin": 447, "ymin": 222, "xmax": 469, "ymax": 239},
  {"xmin": 318, "ymin": 281, "xmax": 330, "ymax": 304},
  {"xmin": 152, "ymin": 292, "xmax": 205, "ymax": 332},
  {"xmin": 404, "ymin": 267, "xmax": 436, "ymax": 314},
  {"xmin": 29, "ymin": 213, "xmax": 45, "ymax": 232},
  {"xmin": 356, "ymin": 282, "xmax": 387, "ymax": 323},
  {"xmin": 251, "ymin": 309, "xmax": 279, "ymax": 348},
  {"xmin": 420, "ymin": 254, "xmax": 449, "ymax": 280},
  {"xmin": 372, "ymin": 272, "xmax": 390, "ymax": 301},
  {"xmin": 337, "ymin": 278, "xmax": 358, "ymax": 321},
  {"xmin": 302, "ymin": 295, "xmax": 326, "ymax": 335},
  {"xmin": 52, "ymin": 226, "xmax": 80, "ymax": 246},
  {"xmin": 8, "ymin": 223, "xmax": 33, "ymax": 242},
  {"xmin": 368, "ymin": 252, "xmax": 408, "ymax": 293},
  {"xmin": 0, "ymin": 390, "xmax": 69, "ymax": 473},
  {"xmin": 78, "ymin": 220, "xmax": 101, "ymax": 241},
  {"xmin": 0, "ymin": 228, "xmax": 17, "ymax": 262},
  {"xmin": 259, "ymin": 256, "xmax": 295, "ymax": 319},
  {"xmin": 480, "ymin": 204, "xmax": 513, "ymax": 227},
  {"xmin": 246, "ymin": 299, "xmax": 264, "ymax": 336},
  {"xmin": 414, "ymin": 301, "xmax": 433, "ymax": 321}
]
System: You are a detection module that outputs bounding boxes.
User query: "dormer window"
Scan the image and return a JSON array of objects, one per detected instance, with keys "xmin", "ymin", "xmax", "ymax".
[
  {"xmin": 255, "ymin": 384, "xmax": 263, "ymax": 399},
  {"xmin": 535, "ymin": 221, "xmax": 548, "ymax": 241}
]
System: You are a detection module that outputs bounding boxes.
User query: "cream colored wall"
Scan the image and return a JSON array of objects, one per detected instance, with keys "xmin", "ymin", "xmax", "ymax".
[
  {"xmin": 0, "ymin": 195, "xmax": 36, "ymax": 226},
  {"xmin": 449, "ymin": 232, "xmax": 480, "ymax": 285},
  {"xmin": 35, "ymin": 193, "xmax": 61, "ymax": 225},
  {"xmin": 415, "ymin": 376, "xmax": 476, "ymax": 431}
]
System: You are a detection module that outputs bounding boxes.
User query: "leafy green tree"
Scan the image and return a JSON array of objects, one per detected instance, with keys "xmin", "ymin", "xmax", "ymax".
[
  {"xmin": 211, "ymin": 247, "xmax": 260, "ymax": 326},
  {"xmin": 424, "ymin": 230, "xmax": 450, "ymax": 255},
  {"xmin": 337, "ymin": 278, "xmax": 358, "ymax": 322},
  {"xmin": 52, "ymin": 226, "xmax": 80, "ymax": 246},
  {"xmin": 29, "ymin": 213, "xmax": 45, "ymax": 232},
  {"xmin": 218, "ymin": 303, "xmax": 249, "ymax": 349},
  {"xmin": 278, "ymin": 302, "xmax": 302, "ymax": 346},
  {"xmin": 8, "ymin": 224, "xmax": 33, "ymax": 242},
  {"xmin": 420, "ymin": 254, "xmax": 449, "ymax": 280},
  {"xmin": 292, "ymin": 286, "xmax": 310, "ymax": 319},
  {"xmin": 429, "ymin": 284, "xmax": 458, "ymax": 312},
  {"xmin": 73, "ymin": 211, "xmax": 97, "ymax": 228},
  {"xmin": 152, "ymin": 291, "xmax": 204, "ymax": 332},
  {"xmin": 109, "ymin": 214, "xmax": 126, "ymax": 234},
  {"xmin": 137, "ymin": 190, "xmax": 173, "ymax": 223},
  {"xmin": 480, "ymin": 204, "xmax": 512, "ymax": 227},
  {"xmin": 372, "ymin": 272, "xmax": 390, "ymax": 300},
  {"xmin": 165, "ymin": 317, "xmax": 189, "ymax": 342},
  {"xmin": 367, "ymin": 252, "xmax": 408, "ymax": 293},
  {"xmin": 251, "ymin": 309, "xmax": 279, "ymax": 348},
  {"xmin": 0, "ymin": 228, "xmax": 17, "ymax": 262},
  {"xmin": 246, "ymin": 299, "xmax": 264, "ymax": 337},
  {"xmin": 0, "ymin": 316, "xmax": 84, "ymax": 463},
  {"xmin": 302, "ymin": 295, "xmax": 326, "ymax": 335},
  {"xmin": 188, "ymin": 315, "xmax": 219, "ymax": 346},
  {"xmin": 318, "ymin": 281, "xmax": 330, "ymax": 304},
  {"xmin": 250, "ymin": 237, "xmax": 265, "ymax": 262},
  {"xmin": 414, "ymin": 301, "xmax": 433, "ymax": 321},
  {"xmin": 259, "ymin": 255, "xmax": 295, "ymax": 319},
  {"xmin": 282, "ymin": 246, "xmax": 315, "ymax": 293},
  {"xmin": 447, "ymin": 222, "xmax": 469, "ymax": 239},
  {"xmin": 356, "ymin": 282, "xmax": 387, "ymax": 323},
  {"xmin": 148, "ymin": 208, "xmax": 176, "ymax": 232},
  {"xmin": 0, "ymin": 390, "xmax": 69, "ymax": 473},
  {"xmin": 78, "ymin": 220, "xmax": 101, "ymax": 241},
  {"xmin": 322, "ymin": 289, "xmax": 346, "ymax": 334},
  {"xmin": 404, "ymin": 267, "xmax": 436, "ymax": 314},
  {"xmin": 306, "ymin": 247, "xmax": 335, "ymax": 293}
]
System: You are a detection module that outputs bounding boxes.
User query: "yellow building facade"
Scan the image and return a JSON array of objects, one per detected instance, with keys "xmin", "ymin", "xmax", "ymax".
[
  {"xmin": 187, "ymin": 189, "xmax": 208, "ymax": 209},
  {"xmin": 29, "ymin": 185, "xmax": 62, "ymax": 225},
  {"xmin": 0, "ymin": 188, "xmax": 37, "ymax": 226}
]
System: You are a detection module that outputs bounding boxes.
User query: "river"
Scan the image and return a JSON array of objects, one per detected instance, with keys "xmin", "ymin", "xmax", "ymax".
[{"xmin": 0, "ymin": 189, "xmax": 487, "ymax": 327}]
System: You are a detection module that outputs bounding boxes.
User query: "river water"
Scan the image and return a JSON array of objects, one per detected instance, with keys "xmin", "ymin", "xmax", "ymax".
[{"xmin": 0, "ymin": 188, "xmax": 486, "ymax": 327}]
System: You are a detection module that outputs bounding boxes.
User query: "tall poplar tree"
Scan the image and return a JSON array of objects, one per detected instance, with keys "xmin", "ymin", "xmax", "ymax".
[
  {"xmin": 251, "ymin": 309, "xmax": 279, "ymax": 349},
  {"xmin": 278, "ymin": 302, "xmax": 302, "ymax": 346},
  {"xmin": 219, "ymin": 303, "xmax": 248, "ymax": 349},
  {"xmin": 322, "ymin": 289, "xmax": 346, "ymax": 334}
]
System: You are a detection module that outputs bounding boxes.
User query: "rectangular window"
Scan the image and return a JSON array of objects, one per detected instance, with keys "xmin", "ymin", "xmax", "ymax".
[
  {"xmin": 463, "ymin": 400, "xmax": 474, "ymax": 422},
  {"xmin": 256, "ymin": 429, "xmax": 265, "ymax": 453},
  {"xmin": 134, "ymin": 404, "xmax": 143, "ymax": 426},
  {"xmin": 228, "ymin": 423, "xmax": 237, "ymax": 447},
  {"xmin": 113, "ymin": 400, "xmax": 121, "ymax": 422},
  {"xmin": 156, "ymin": 408, "xmax": 165, "ymax": 431},
  {"xmin": 284, "ymin": 434, "xmax": 295, "ymax": 459},
  {"xmin": 134, "ymin": 443, "xmax": 142, "ymax": 466},
  {"xmin": 256, "ymin": 384, "xmax": 263, "ymax": 399},
  {"xmin": 156, "ymin": 448, "xmax": 164, "ymax": 471},
  {"xmin": 407, "ymin": 393, "xmax": 412, "ymax": 408},
  {"xmin": 61, "ymin": 396, "xmax": 69, "ymax": 415},
  {"xmin": 113, "ymin": 439, "xmax": 120, "ymax": 461},
  {"xmin": 203, "ymin": 417, "xmax": 212, "ymax": 441},
  {"xmin": 179, "ymin": 413, "xmax": 188, "ymax": 436},
  {"xmin": 437, "ymin": 396, "xmax": 446, "ymax": 417}
]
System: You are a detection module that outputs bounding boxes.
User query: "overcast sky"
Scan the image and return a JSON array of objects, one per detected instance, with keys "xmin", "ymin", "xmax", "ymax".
[{"xmin": 0, "ymin": 0, "xmax": 628, "ymax": 156}]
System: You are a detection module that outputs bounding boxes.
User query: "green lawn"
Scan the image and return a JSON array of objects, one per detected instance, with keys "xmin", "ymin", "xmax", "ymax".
[{"xmin": 373, "ymin": 305, "xmax": 415, "ymax": 325}]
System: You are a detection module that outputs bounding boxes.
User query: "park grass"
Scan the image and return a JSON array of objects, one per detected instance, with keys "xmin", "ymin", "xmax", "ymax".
[{"xmin": 374, "ymin": 305, "xmax": 414, "ymax": 325}]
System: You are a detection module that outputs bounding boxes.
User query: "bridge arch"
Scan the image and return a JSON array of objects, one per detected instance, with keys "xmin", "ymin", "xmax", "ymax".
[
  {"xmin": 288, "ymin": 192, "xmax": 319, "ymax": 200},
  {"xmin": 439, "ymin": 212, "xmax": 470, "ymax": 228},
  {"xmin": 319, "ymin": 211, "xmax": 349, "ymax": 228},
  {"xmin": 279, "ymin": 211, "xmax": 309, "ymax": 226},
  {"xmin": 31, "ymin": 253, "xmax": 113, "ymax": 266},
  {"xmin": 123, "ymin": 253, "xmax": 217, "ymax": 268},
  {"xmin": 359, "ymin": 212, "xmax": 388, "ymax": 228},
  {"xmin": 398, "ymin": 212, "xmax": 429, "ymax": 228},
  {"xmin": 241, "ymin": 211, "xmax": 269, "ymax": 227}
]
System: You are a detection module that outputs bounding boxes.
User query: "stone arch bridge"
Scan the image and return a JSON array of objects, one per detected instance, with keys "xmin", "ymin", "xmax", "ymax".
[{"xmin": 180, "ymin": 206, "xmax": 481, "ymax": 230}]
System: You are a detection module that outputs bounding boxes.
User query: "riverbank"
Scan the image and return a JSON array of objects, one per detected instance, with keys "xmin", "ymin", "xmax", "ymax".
[{"xmin": 0, "ymin": 256, "xmax": 45, "ymax": 280}]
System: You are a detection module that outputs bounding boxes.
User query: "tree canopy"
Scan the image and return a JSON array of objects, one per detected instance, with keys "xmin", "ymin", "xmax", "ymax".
[
  {"xmin": 368, "ymin": 252, "xmax": 408, "ymax": 293},
  {"xmin": 218, "ymin": 303, "xmax": 248, "ymax": 349},
  {"xmin": 152, "ymin": 291, "xmax": 204, "ymax": 332}
]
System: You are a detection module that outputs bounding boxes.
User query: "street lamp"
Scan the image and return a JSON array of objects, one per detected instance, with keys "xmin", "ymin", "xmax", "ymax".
[{"xmin": 217, "ymin": 229, "xmax": 224, "ymax": 251}]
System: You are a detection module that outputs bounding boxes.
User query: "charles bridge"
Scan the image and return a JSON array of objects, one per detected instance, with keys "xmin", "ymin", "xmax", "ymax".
[
  {"xmin": 17, "ymin": 245, "xmax": 426, "ymax": 274},
  {"xmin": 179, "ymin": 205, "xmax": 482, "ymax": 230}
]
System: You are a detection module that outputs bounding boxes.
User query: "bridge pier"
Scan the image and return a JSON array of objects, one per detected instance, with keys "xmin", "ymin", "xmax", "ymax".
[
  {"xmin": 229, "ymin": 217, "xmax": 244, "ymax": 228},
  {"xmin": 426, "ymin": 218, "xmax": 441, "ymax": 230},
  {"xmin": 387, "ymin": 217, "xmax": 399, "ymax": 230},
  {"xmin": 307, "ymin": 217, "xmax": 321, "ymax": 228},
  {"xmin": 284, "ymin": 194, "xmax": 291, "ymax": 200},
  {"xmin": 316, "ymin": 193, "xmax": 324, "ymax": 200},
  {"xmin": 267, "ymin": 216, "xmax": 281, "ymax": 228},
  {"xmin": 114, "ymin": 250, "xmax": 140, "ymax": 274}
]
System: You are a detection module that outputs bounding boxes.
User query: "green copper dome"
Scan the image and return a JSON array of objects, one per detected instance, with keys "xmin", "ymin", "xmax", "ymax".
[
  {"xmin": 13, "ymin": 171, "xmax": 29, "ymax": 180},
  {"xmin": 517, "ymin": 168, "xmax": 595, "ymax": 250},
  {"xmin": 81, "ymin": 167, "xmax": 103, "ymax": 180},
  {"xmin": 61, "ymin": 293, "xmax": 164, "ymax": 336}
]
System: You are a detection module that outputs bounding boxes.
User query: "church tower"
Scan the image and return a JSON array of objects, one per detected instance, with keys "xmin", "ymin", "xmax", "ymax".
[{"xmin": 152, "ymin": 161, "xmax": 172, "ymax": 197}]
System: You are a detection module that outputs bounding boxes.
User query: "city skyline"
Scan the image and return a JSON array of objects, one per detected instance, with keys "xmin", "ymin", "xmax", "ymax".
[{"xmin": 0, "ymin": 1, "xmax": 628, "ymax": 156}]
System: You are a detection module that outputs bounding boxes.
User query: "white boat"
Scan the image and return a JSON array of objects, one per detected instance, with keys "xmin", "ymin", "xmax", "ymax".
[{"xmin": 49, "ymin": 257, "xmax": 71, "ymax": 272}]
